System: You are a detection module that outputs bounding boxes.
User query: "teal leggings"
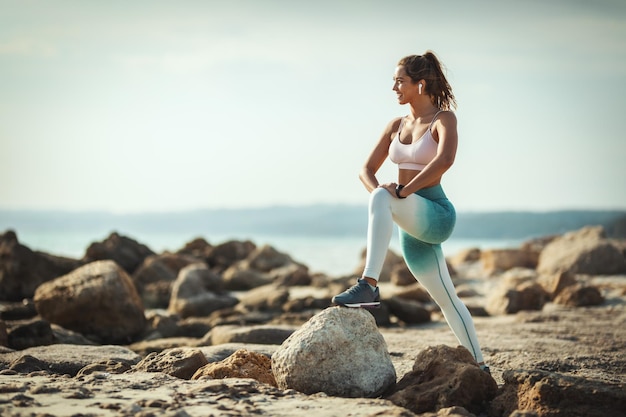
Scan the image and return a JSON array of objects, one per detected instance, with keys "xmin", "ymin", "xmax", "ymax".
[{"xmin": 363, "ymin": 185, "xmax": 484, "ymax": 363}]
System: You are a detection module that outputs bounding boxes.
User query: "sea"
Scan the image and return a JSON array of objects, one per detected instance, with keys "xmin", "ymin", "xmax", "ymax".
[{"xmin": 11, "ymin": 228, "xmax": 525, "ymax": 276}]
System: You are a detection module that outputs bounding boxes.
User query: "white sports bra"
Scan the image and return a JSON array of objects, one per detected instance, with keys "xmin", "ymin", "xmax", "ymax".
[{"xmin": 388, "ymin": 111, "xmax": 442, "ymax": 170}]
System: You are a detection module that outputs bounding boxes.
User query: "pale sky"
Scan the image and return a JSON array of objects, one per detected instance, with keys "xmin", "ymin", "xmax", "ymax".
[{"xmin": 1, "ymin": 0, "xmax": 625, "ymax": 213}]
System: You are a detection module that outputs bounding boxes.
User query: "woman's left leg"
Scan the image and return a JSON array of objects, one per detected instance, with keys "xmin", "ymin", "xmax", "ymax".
[{"xmin": 400, "ymin": 230, "xmax": 485, "ymax": 364}]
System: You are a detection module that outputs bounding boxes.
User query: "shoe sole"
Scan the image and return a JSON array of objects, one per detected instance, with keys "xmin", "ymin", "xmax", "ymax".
[{"xmin": 340, "ymin": 302, "xmax": 381, "ymax": 309}]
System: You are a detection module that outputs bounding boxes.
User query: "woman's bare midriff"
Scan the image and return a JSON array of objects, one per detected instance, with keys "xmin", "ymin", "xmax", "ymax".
[{"xmin": 398, "ymin": 169, "xmax": 440, "ymax": 189}]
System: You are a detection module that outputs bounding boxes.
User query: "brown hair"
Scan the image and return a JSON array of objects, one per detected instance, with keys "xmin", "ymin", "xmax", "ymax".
[{"xmin": 397, "ymin": 51, "xmax": 457, "ymax": 111}]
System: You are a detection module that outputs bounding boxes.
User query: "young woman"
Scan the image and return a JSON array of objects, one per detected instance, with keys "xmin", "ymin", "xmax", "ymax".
[{"xmin": 332, "ymin": 51, "xmax": 489, "ymax": 372}]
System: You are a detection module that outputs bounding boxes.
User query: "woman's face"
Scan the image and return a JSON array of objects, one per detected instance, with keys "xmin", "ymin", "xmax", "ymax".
[{"xmin": 392, "ymin": 66, "xmax": 419, "ymax": 105}]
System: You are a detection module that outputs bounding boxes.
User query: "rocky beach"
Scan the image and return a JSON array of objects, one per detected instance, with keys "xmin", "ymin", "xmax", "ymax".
[{"xmin": 1, "ymin": 225, "xmax": 625, "ymax": 417}]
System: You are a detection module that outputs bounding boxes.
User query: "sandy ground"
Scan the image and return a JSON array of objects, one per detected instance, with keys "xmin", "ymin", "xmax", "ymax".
[{"xmin": 1, "ymin": 297, "xmax": 624, "ymax": 417}]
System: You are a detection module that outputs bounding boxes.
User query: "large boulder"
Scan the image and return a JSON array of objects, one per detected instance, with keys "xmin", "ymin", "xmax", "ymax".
[
  {"xmin": 271, "ymin": 307, "xmax": 396, "ymax": 398},
  {"xmin": 537, "ymin": 226, "xmax": 626, "ymax": 275},
  {"xmin": 33, "ymin": 260, "xmax": 146, "ymax": 344},
  {"xmin": 168, "ymin": 263, "xmax": 237, "ymax": 318},
  {"xmin": 0, "ymin": 230, "xmax": 81, "ymax": 301},
  {"xmin": 83, "ymin": 232, "xmax": 154, "ymax": 274},
  {"xmin": 386, "ymin": 345, "xmax": 497, "ymax": 415}
]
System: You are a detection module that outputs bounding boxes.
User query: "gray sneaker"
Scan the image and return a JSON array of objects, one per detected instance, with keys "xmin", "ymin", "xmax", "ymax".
[{"xmin": 332, "ymin": 278, "xmax": 380, "ymax": 308}]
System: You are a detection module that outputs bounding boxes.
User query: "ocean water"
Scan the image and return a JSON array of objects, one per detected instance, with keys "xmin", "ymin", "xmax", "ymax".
[{"xmin": 11, "ymin": 229, "xmax": 525, "ymax": 276}]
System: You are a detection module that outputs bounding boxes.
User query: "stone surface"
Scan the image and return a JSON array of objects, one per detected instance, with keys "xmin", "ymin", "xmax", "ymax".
[
  {"xmin": 0, "ymin": 230, "xmax": 81, "ymax": 301},
  {"xmin": 133, "ymin": 347, "xmax": 209, "ymax": 380},
  {"xmin": 83, "ymin": 232, "xmax": 155, "ymax": 274},
  {"xmin": 192, "ymin": 348, "xmax": 277, "ymax": 387},
  {"xmin": 553, "ymin": 283, "xmax": 604, "ymax": 307},
  {"xmin": 203, "ymin": 324, "xmax": 296, "ymax": 346},
  {"xmin": 0, "ymin": 344, "xmax": 141, "ymax": 376},
  {"xmin": 537, "ymin": 226, "xmax": 626, "ymax": 275},
  {"xmin": 271, "ymin": 307, "xmax": 396, "ymax": 398},
  {"xmin": 33, "ymin": 260, "xmax": 147, "ymax": 344},
  {"xmin": 385, "ymin": 296, "xmax": 431, "ymax": 324},
  {"xmin": 489, "ymin": 369, "xmax": 626, "ymax": 417},
  {"xmin": 237, "ymin": 284, "xmax": 290, "ymax": 311},
  {"xmin": 480, "ymin": 248, "xmax": 539, "ymax": 276},
  {"xmin": 486, "ymin": 277, "xmax": 549, "ymax": 316},
  {"xmin": 168, "ymin": 263, "xmax": 237, "ymax": 318},
  {"xmin": 386, "ymin": 345, "xmax": 497, "ymax": 415},
  {"xmin": 5, "ymin": 318, "xmax": 55, "ymax": 350}
]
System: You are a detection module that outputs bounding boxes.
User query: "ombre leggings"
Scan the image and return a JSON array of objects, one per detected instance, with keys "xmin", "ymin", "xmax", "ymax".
[{"xmin": 363, "ymin": 185, "xmax": 484, "ymax": 363}]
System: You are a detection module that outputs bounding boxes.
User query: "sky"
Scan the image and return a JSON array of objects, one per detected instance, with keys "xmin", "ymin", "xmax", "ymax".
[{"xmin": 1, "ymin": 0, "xmax": 625, "ymax": 214}]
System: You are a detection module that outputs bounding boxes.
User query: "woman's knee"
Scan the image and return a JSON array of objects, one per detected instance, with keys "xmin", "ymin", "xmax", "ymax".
[{"xmin": 369, "ymin": 187, "xmax": 392, "ymax": 210}]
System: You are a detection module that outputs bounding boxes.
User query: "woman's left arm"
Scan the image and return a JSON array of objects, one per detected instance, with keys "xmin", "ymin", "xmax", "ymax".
[{"xmin": 399, "ymin": 111, "xmax": 458, "ymax": 196}]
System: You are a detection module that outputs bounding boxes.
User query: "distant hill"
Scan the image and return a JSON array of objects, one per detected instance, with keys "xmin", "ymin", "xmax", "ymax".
[{"xmin": 1, "ymin": 206, "xmax": 625, "ymax": 241}]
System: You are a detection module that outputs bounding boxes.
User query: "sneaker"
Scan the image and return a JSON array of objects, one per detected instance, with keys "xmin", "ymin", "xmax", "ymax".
[{"xmin": 332, "ymin": 278, "xmax": 380, "ymax": 308}]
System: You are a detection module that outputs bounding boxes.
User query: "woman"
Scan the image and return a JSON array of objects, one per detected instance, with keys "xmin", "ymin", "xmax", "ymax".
[{"xmin": 332, "ymin": 51, "xmax": 489, "ymax": 372}]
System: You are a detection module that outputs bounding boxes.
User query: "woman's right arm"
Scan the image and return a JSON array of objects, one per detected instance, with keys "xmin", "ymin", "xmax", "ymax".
[{"xmin": 359, "ymin": 117, "xmax": 402, "ymax": 193}]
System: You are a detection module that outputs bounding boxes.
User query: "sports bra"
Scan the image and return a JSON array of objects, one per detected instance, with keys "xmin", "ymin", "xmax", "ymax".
[{"xmin": 388, "ymin": 111, "xmax": 442, "ymax": 170}]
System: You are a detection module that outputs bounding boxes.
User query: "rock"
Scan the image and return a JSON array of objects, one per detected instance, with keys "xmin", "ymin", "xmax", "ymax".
[
  {"xmin": 76, "ymin": 359, "xmax": 132, "ymax": 377},
  {"xmin": 143, "ymin": 309, "xmax": 181, "ymax": 339},
  {"xmin": 132, "ymin": 252, "xmax": 202, "ymax": 308},
  {"xmin": 49, "ymin": 324, "xmax": 98, "ymax": 346},
  {"xmin": 133, "ymin": 347, "xmax": 209, "ymax": 380},
  {"xmin": 203, "ymin": 324, "xmax": 296, "ymax": 346},
  {"xmin": 449, "ymin": 248, "xmax": 481, "ymax": 267},
  {"xmin": 197, "ymin": 343, "xmax": 278, "ymax": 363},
  {"xmin": 354, "ymin": 248, "xmax": 404, "ymax": 282},
  {"xmin": 553, "ymin": 283, "xmax": 604, "ymax": 307},
  {"xmin": 222, "ymin": 261, "xmax": 273, "ymax": 291},
  {"xmin": 176, "ymin": 237, "xmax": 213, "ymax": 259},
  {"xmin": 192, "ymin": 348, "xmax": 277, "ymax": 387},
  {"xmin": 33, "ymin": 260, "xmax": 147, "ymax": 344},
  {"xmin": 0, "ymin": 320, "xmax": 7, "ymax": 347},
  {"xmin": 417, "ymin": 406, "xmax": 477, "ymax": 417},
  {"xmin": 486, "ymin": 275, "xmax": 549, "ymax": 315},
  {"xmin": 237, "ymin": 284, "xmax": 290, "ymax": 312},
  {"xmin": 271, "ymin": 307, "xmax": 396, "ymax": 398},
  {"xmin": 0, "ymin": 344, "xmax": 141, "ymax": 376},
  {"xmin": 0, "ymin": 299, "xmax": 38, "ymax": 321},
  {"xmin": 168, "ymin": 263, "xmax": 237, "ymax": 318},
  {"xmin": 390, "ymin": 263, "xmax": 416, "ymax": 286},
  {"xmin": 5, "ymin": 318, "xmax": 55, "ymax": 350},
  {"xmin": 490, "ymin": 369, "xmax": 626, "ymax": 417},
  {"xmin": 128, "ymin": 337, "xmax": 201, "ymax": 356},
  {"xmin": 205, "ymin": 239, "xmax": 256, "ymax": 272},
  {"xmin": 246, "ymin": 244, "xmax": 293, "ymax": 272},
  {"xmin": 394, "ymin": 283, "xmax": 434, "ymax": 303},
  {"xmin": 271, "ymin": 262, "xmax": 312, "ymax": 287},
  {"xmin": 0, "ymin": 230, "xmax": 81, "ymax": 301},
  {"xmin": 83, "ymin": 232, "xmax": 155, "ymax": 274},
  {"xmin": 537, "ymin": 226, "xmax": 626, "ymax": 275},
  {"xmin": 386, "ymin": 345, "xmax": 497, "ymax": 415},
  {"xmin": 385, "ymin": 296, "xmax": 431, "ymax": 324},
  {"xmin": 537, "ymin": 271, "xmax": 577, "ymax": 299},
  {"xmin": 480, "ymin": 248, "xmax": 539, "ymax": 276}
]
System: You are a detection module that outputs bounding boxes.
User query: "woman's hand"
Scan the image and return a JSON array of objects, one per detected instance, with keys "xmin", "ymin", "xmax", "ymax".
[{"xmin": 378, "ymin": 182, "xmax": 399, "ymax": 197}]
